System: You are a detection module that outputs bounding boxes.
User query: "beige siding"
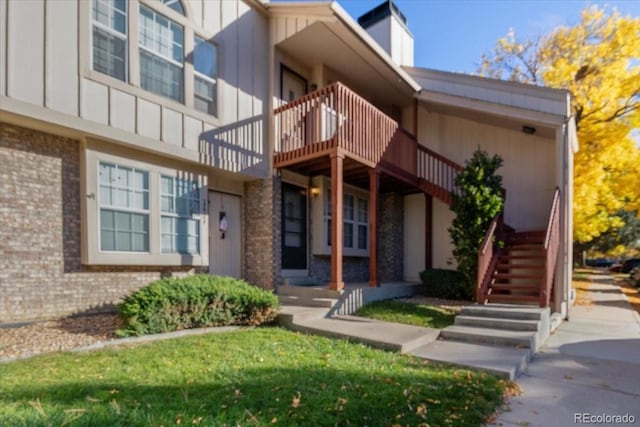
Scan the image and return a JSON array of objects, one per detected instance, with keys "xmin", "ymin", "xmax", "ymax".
[
  {"xmin": 0, "ymin": 0, "xmax": 6, "ymax": 97},
  {"xmin": 137, "ymin": 98, "xmax": 161, "ymax": 140},
  {"xmin": 81, "ymin": 79, "xmax": 109, "ymax": 124},
  {"xmin": 45, "ymin": 0, "xmax": 78, "ymax": 115},
  {"xmin": 7, "ymin": 0, "xmax": 44, "ymax": 105},
  {"xmin": 432, "ymin": 198, "xmax": 457, "ymax": 270},
  {"xmin": 2, "ymin": 0, "xmax": 269, "ymax": 177},
  {"xmin": 162, "ymin": 107, "xmax": 183, "ymax": 146},
  {"xmin": 403, "ymin": 194, "xmax": 425, "ymax": 281},
  {"xmin": 110, "ymin": 88, "xmax": 136, "ymax": 133},
  {"xmin": 419, "ymin": 107, "xmax": 556, "ymax": 232}
]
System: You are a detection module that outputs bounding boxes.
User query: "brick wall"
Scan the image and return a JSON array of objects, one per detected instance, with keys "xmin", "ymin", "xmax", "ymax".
[
  {"xmin": 243, "ymin": 177, "xmax": 277, "ymax": 289},
  {"xmin": 378, "ymin": 192, "xmax": 404, "ymax": 282},
  {"xmin": 0, "ymin": 123, "xmax": 201, "ymax": 323},
  {"xmin": 310, "ymin": 255, "xmax": 369, "ymax": 283}
]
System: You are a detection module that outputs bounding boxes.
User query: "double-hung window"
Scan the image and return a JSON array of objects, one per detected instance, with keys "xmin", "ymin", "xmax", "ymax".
[
  {"xmin": 193, "ymin": 36, "xmax": 218, "ymax": 116},
  {"xmin": 139, "ymin": 5, "xmax": 184, "ymax": 102},
  {"xmin": 99, "ymin": 162, "xmax": 149, "ymax": 252},
  {"xmin": 92, "ymin": 0, "xmax": 127, "ymax": 82},
  {"xmin": 160, "ymin": 176, "xmax": 200, "ymax": 254},
  {"xmin": 323, "ymin": 189, "xmax": 369, "ymax": 253}
]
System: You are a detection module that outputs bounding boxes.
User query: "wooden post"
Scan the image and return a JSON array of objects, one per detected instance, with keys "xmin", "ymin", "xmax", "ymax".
[
  {"xmin": 412, "ymin": 98, "xmax": 418, "ymax": 138},
  {"xmin": 329, "ymin": 152, "xmax": 344, "ymax": 291},
  {"xmin": 369, "ymin": 169, "xmax": 379, "ymax": 287},
  {"xmin": 424, "ymin": 194, "xmax": 433, "ymax": 270}
]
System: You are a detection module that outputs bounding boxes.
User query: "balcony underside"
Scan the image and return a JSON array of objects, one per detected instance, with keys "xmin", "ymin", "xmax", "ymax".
[{"xmin": 276, "ymin": 146, "xmax": 423, "ymax": 194}]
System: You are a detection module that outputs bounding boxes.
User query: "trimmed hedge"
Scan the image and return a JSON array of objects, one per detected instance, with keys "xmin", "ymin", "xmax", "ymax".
[
  {"xmin": 117, "ymin": 275, "xmax": 279, "ymax": 336},
  {"xmin": 419, "ymin": 268, "xmax": 473, "ymax": 300}
]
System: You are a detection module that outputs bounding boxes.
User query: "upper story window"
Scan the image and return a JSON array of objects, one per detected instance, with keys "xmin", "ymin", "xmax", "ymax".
[
  {"xmin": 193, "ymin": 36, "xmax": 217, "ymax": 116},
  {"xmin": 92, "ymin": 0, "xmax": 127, "ymax": 82},
  {"xmin": 89, "ymin": 0, "xmax": 220, "ymax": 118},
  {"xmin": 139, "ymin": 4, "xmax": 184, "ymax": 102}
]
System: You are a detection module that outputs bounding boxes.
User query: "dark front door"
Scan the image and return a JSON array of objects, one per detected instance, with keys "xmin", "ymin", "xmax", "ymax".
[{"xmin": 281, "ymin": 183, "xmax": 307, "ymax": 270}]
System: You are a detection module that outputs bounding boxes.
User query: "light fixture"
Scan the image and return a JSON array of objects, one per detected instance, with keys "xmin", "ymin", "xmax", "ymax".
[
  {"xmin": 310, "ymin": 186, "xmax": 320, "ymax": 197},
  {"xmin": 522, "ymin": 125, "xmax": 536, "ymax": 135}
]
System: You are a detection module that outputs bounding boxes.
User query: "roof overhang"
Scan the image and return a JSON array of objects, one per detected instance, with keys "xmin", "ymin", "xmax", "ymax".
[
  {"xmin": 267, "ymin": 1, "xmax": 420, "ymax": 107},
  {"xmin": 408, "ymin": 67, "xmax": 571, "ymax": 139}
]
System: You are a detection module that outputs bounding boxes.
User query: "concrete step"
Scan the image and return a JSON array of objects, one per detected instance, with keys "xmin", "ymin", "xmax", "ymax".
[
  {"xmin": 277, "ymin": 285, "xmax": 342, "ymax": 299},
  {"xmin": 293, "ymin": 315, "xmax": 440, "ymax": 353},
  {"xmin": 440, "ymin": 325, "xmax": 537, "ymax": 349},
  {"xmin": 277, "ymin": 295, "xmax": 337, "ymax": 308},
  {"xmin": 276, "ymin": 305, "xmax": 329, "ymax": 326},
  {"xmin": 411, "ymin": 340, "xmax": 532, "ymax": 380},
  {"xmin": 455, "ymin": 315, "xmax": 540, "ymax": 331},
  {"xmin": 460, "ymin": 304, "xmax": 549, "ymax": 321}
]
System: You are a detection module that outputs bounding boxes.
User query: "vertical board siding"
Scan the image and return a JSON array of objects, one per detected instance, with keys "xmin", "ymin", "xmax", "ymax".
[
  {"xmin": 46, "ymin": 0, "xmax": 78, "ymax": 115},
  {"xmin": 137, "ymin": 98, "xmax": 161, "ymax": 140},
  {"xmin": 110, "ymin": 88, "xmax": 136, "ymax": 133},
  {"xmin": 81, "ymin": 79, "xmax": 109, "ymax": 124},
  {"xmin": 8, "ymin": 0, "xmax": 45, "ymax": 105},
  {"xmin": 0, "ymin": 0, "xmax": 7, "ymax": 96},
  {"xmin": 162, "ymin": 107, "xmax": 183, "ymax": 146}
]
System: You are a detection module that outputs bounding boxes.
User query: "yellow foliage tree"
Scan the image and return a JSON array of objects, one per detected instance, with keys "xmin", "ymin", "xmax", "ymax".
[{"xmin": 478, "ymin": 6, "xmax": 640, "ymax": 247}]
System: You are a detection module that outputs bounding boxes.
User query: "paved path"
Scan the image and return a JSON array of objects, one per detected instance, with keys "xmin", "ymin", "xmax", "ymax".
[{"xmin": 493, "ymin": 273, "xmax": 640, "ymax": 427}]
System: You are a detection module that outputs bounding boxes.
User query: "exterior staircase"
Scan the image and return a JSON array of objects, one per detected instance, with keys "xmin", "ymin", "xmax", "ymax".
[{"xmin": 487, "ymin": 231, "xmax": 547, "ymax": 305}]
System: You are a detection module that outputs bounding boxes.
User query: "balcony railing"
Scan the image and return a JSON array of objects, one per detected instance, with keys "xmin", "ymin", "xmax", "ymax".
[
  {"xmin": 274, "ymin": 82, "xmax": 397, "ymax": 167},
  {"xmin": 274, "ymin": 81, "xmax": 463, "ymax": 204}
]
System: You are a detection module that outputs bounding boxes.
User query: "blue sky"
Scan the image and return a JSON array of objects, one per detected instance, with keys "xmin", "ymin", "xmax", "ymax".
[{"xmin": 339, "ymin": 0, "xmax": 640, "ymax": 73}]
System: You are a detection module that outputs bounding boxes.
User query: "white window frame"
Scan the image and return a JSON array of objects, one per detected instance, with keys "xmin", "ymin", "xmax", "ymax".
[
  {"xmin": 91, "ymin": 0, "xmax": 128, "ymax": 82},
  {"xmin": 138, "ymin": 4, "xmax": 184, "ymax": 103},
  {"xmin": 160, "ymin": 175, "xmax": 201, "ymax": 254},
  {"xmin": 82, "ymin": 147, "xmax": 208, "ymax": 266},
  {"xmin": 318, "ymin": 179, "xmax": 369, "ymax": 257},
  {"xmin": 193, "ymin": 35, "xmax": 218, "ymax": 116},
  {"xmin": 98, "ymin": 162, "xmax": 150, "ymax": 253}
]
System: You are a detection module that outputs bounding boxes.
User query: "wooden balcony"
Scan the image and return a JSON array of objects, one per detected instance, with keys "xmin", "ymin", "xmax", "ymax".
[{"xmin": 274, "ymin": 81, "xmax": 462, "ymax": 204}]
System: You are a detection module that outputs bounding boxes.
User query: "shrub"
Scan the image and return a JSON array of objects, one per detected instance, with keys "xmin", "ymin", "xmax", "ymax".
[
  {"xmin": 449, "ymin": 147, "xmax": 505, "ymax": 294},
  {"xmin": 419, "ymin": 268, "xmax": 473, "ymax": 300},
  {"xmin": 117, "ymin": 274, "xmax": 279, "ymax": 336}
]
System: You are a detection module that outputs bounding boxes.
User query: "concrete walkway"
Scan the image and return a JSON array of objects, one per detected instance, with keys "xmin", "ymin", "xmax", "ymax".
[{"xmin": 493, "ymin": 273, "xmax": 640, "ymax": 426}]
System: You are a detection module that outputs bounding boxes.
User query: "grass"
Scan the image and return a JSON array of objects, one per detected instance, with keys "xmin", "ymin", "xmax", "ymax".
[
  {"xmin": 355, "ymin": 300, "xmax": 456, "ymax": 329},
  {"xmin": 0, "ymin": 328, "xmax": 507, "ymax": 426}
]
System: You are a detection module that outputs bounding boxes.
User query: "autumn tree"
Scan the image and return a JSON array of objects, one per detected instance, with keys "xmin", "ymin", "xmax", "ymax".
[{"xmin": 478, "ymin": 6, "xmax": 640, "ymax": 253}]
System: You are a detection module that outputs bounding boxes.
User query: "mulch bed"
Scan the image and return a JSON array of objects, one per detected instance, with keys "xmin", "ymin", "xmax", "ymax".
[{"xmin": 0, "ymin": 313, "xmax": 122, "ymax": 360}]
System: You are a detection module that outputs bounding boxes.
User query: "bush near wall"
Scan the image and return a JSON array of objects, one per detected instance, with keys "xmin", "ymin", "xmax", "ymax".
[
  {"xmin": 419, "ymin": 269, "xmax": 473, "ymax": 300},
  {"xmin": 117, "ymin": 275, "xmax": 279, "ymax": 336}
]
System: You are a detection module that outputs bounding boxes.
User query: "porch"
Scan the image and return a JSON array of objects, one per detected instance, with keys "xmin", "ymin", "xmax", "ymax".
[{"xmin": 274, "ymin": 81, "xmax": 462, "ymax": 291}]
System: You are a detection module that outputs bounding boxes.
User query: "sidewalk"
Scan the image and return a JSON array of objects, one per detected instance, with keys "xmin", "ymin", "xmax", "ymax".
[{"xmin": 493, "ymin": 273, "xmax": 640, "ymax": 426}]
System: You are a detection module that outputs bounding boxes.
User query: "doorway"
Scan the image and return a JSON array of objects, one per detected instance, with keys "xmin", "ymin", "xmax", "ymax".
[
  {"xmin": 208, "ymin": 191, "xmax": 241, "ymax": 277},
  {"xmin": 281, "ymin": 183, "xmax": 308, "ymax": 270}
]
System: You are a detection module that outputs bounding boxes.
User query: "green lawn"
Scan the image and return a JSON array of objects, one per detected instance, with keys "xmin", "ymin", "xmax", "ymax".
[
  {"xmin": 355, "ymin": 300, "xmax": 457, "ymax": 329},
  {"xmin": 0, "ymin": 328, "xmax": 506, "ymax": 426}
]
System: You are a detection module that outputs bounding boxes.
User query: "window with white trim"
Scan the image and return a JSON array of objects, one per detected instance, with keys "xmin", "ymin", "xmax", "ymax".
[
  {"xmin": 161, "ymin": 0, "xmax": 185, "ymax": 15},
  {"xmin": 193, "ymin": 36, "xmax": 217, "ymax": 116},
  {"xmin": 99, "ymin": 162, "xmax": 149, "ymax": 252},
  {"xmin": 324, "ymin": 189, "xmax": 369, "ymax": 252},
  {"xmin": 139, "ymin": 4, "xmax": 184, "ymax": 102},
  {"xmin": 160, "ymin": 176, "xmax": 200, "ymax": 254},
  {"xmin": 92, "ymin": 0, "xmax": 127, "ymax": 82}
]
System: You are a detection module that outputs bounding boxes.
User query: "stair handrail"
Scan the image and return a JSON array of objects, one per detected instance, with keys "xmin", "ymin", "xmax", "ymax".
[
  {"xmin": 477, "ymin": 212, "xmax": 500, "ymax": 303},
  {"xmin": 540, "ymin": 187, "xmax": 561, "ymax": 307}
]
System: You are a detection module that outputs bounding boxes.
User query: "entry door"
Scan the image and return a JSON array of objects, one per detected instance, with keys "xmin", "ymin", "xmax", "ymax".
[
  {"xmin": 281, "ymin": 66, "xmax": 307, "ymax": 102},
  {"xmin": 281, "ymin": 183, "xmax": 307, "ymax": 270},
  {"xmin": 209, "ymin": 192, "xmax": 241, "ymax": 277}
]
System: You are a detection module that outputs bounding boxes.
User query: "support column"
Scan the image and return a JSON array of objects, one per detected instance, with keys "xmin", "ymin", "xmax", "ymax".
[
  {"xmin": 329, "ymin": 152, "xmax": 344, "ymax": 291},
  {"xmin": 369, "ymin": 169, "xmax": 379, "ymax": 287},
  {"xmin": 424, "ymin": 194, "xmax": 433, "ymax": 270}
]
